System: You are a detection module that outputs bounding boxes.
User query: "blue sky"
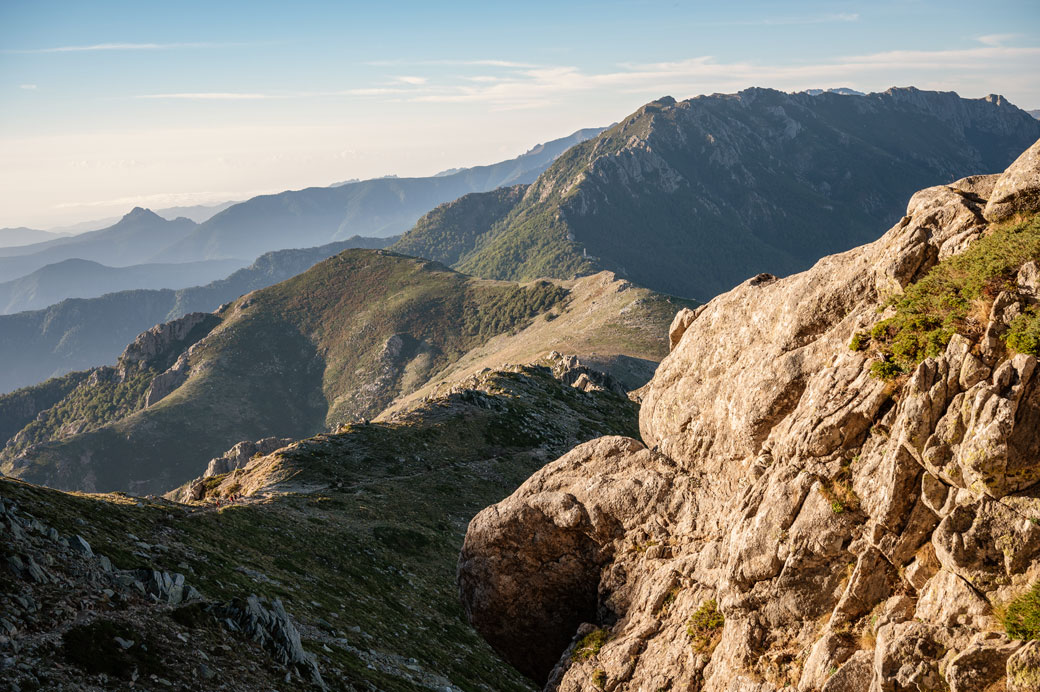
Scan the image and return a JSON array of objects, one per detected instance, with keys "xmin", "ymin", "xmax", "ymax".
[{"xmin": 2, "ymin": 0, "xmax": 1038, "ymax": 228}]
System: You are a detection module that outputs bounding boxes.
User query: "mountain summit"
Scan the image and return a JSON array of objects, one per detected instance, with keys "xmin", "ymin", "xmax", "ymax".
[{"xmin": 395, "ymin": 87, "xmax": 1040, "ymax": 300}]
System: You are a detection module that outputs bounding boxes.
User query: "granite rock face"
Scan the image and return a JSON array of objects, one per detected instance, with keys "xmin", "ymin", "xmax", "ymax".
[
  {"xmin": 460, "ymin": 138, "xmax": 1040, "ymax": 690},
  {"xmin": 986, "ymin": 138, "xmax": 1040, "ymax": 222}
]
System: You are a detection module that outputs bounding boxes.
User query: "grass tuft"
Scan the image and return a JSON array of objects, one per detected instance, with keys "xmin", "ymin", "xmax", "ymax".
[
  {"xmin": 1000, "ymin": 580, "xmax": 1040, "ymax": 640},
  {"xmin": 572, "ymin": 628, "xmax": 611, "ymax": 661},
  {"xmin": 686, "ymin": 598, "xmax": 725, "ymax": 654},
  {"xmin": 868, "ymin": 214, "xmax": 1040, "ymax": 378}
]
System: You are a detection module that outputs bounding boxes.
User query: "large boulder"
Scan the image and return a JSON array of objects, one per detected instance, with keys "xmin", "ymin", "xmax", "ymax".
[{"xmin": 986, "ymin": 138, "xmax": 1040, "ymax": 222}]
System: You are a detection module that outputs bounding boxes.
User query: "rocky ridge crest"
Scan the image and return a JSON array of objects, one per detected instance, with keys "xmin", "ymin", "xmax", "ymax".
[{"xmin": 459, "ymin": 138, "xmax": 1040, "ymax": 691}]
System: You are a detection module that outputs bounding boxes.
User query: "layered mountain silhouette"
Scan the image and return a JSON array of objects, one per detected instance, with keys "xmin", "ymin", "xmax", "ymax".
[
  {"xmin": 0, "ymin": 237, "xmax": 392, "ymax": 394},
  {"xmin": 0, "ymin": 257, "xmax": 247, "ymax": 315},
  {"xmin": 150, "ymin": 128, "xmax": 605, "ymax": 263},
  {"xmin": 0, "ymin": 208, "xmax": 200, "ymax": 283},
  {"xmin": 0, "ymin": 227, "xmax": 70, "ymax": 249},
  {"xmin": 0, "ymin": 248, "xmax": 685, "ymax": 494},
  {"xmin": 393, "ymin": 87, "xmax": 1040, "ymax": 299}
]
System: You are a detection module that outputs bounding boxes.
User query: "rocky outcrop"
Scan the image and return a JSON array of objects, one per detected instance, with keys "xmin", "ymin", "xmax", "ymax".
[
  {"xmin": 546, "ymin": 352, "xmax": 628, "ymax": 396},
  {"xmin": 175, "ymin": 437, "xmax": 293, "ymax": 502},
  {"xmin": 459, "ymin": 138, "xmax": 1040, "ymax": 690},
  {"xmin": 203, "ymin": 437, "xmax": 293, "ymax": 478},
  {"xmin": 118, "ymin": 311, "xmax": 220, "ymax": 376},
  {"xmin": 220, "ymin": 595, "xmax": 324, "ymax": 687},
  {"xmin": 986, "ymin": 138, "xmax": 1040, "ymax": 222}
]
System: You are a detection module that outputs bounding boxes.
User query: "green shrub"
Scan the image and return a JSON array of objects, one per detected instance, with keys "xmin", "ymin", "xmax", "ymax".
[
  {"xmin": 687, "ymin": 599, "xmax": 724, "ymax": 654},
  {"xmin": 1000, "ymin": 580, "xmax": 1040, "ymax": 640},
  {"xmin": 848, "ymin": 332, "xmax": 869, "ymax": 352},
  {"xmin": 1006, "ymin": 307, "xmax": 1040, "ymax": 356},
  {"xmin": 572, "ymin": 628, "xmax": 610, "ymax": 661},
  {"xmin": 592, "ymin": 669, "xmax": 607, "ymax": 689},
  {"xmin": 819, "ymin": 459, "xmax": 860, "ymax": 515},
  {"xmin": 869, "ymin": 359, "xmax": 903, "ymax": 381},
  {"xmin": 868, "ymin": 214, "xmax": 1040, "ymax": 378}
]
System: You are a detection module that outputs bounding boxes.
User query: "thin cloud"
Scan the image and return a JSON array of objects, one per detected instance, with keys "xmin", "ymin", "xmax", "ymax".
[
  {"xmin": 761, "ymin": 12, "xmax": 859, "ymax": 25},
  {"xmin": 19, "ymin": 84, "xmax": 37, "ymax": 90},
  {"xmin": 130, "ymin": 42, "xmax": 1040, "ymax": 109},
  {"xmin": 977, "ymin": 33, "xmax": 1021, "ymax": 47},
  {"xmin": 54, "ymin": 190, "xmax": 257, "ymax": 210},
  {"xmin": 365, "ymin": 58, "xmax": 537, "ymax": 68},
  {"xmin": 405, "ymin": 43, "xmax": 1040, "ymax": 108},
  {"xmin": 138, "ymin": 92, "xmax": 271, "ymax": 100},
  {"xmin": 4, "ymin": 41, "xmax": 253, "ymax": 54}
]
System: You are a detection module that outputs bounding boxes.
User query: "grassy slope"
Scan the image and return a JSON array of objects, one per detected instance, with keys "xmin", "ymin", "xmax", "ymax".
[
  {"xmin": 0, "ymin": 372, "xmax": 88, "ymax": 447},
  {"xmin": 2, "ymin": 250, "xmax": 581, "ymax": 494},
  {"xmin": 392, "ymin": 185, "xmax": 527, "ymax": 266},
  {"xmin": 382, "ymin": 270, "xmax": 694, "ymax": 417},
  {"xmin": 0, "ymin": 364, "xmax": 639, "ymax": 691}
]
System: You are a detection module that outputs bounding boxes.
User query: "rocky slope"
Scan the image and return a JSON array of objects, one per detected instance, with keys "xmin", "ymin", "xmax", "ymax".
[
  {"xmin": 1, "ymin": 358, "xmax": 642, "ymax": 691},
  {"xmin": 0, "ymin": 237, "xmax": 392, "ymax": 395},
  {"xmin": 396, "ymin": 87, "xmax": 1040, "ymax": 301},
  {"xmin": 458, "ymin": 139, "xmax": 1040, "ymax": 690},
  {"xmin": 1, "ymin": 249, "xmax": 683, "ymax": 495}
]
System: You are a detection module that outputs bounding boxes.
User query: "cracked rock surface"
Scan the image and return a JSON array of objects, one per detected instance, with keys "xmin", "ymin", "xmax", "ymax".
[{"xmin": 460, "ymin": 138, "xmax": 1040, "ymax": 690}]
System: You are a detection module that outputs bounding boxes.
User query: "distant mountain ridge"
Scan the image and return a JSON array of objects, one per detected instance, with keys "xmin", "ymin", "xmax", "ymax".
[
  {"xmin": 0, "ymin": 249, "xmax": 686, "ymax": 495},
  {"xmin": 0, "ymin": 208, "xmax": 201, "ymax": 283},
  {"xmin": 393, "ymin": 87, "xmax": 1040, "ymax": 300},
  {"xmin": 151, "ymin": 127, "xmax": 605, "ymax": 263},
  {"xmin": 0, "ymin": 236, "xmax": 393, "ymax": 394},
  {"xmin": 0, "ymin": 227, "xmax": 71, "ymax": 249},
  {"xmin": 0, "ymin": 257, "xmax": 247, "ymax": 315}
]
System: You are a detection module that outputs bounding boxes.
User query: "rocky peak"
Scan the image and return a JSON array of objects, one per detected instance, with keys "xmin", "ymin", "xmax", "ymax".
[
  {"xmin": 117, "ymin": 207, "xmax": 163, "ymax": 225},
  {"xmin": 459, "ymin": 137, "xmax": 1040, "ymax": 690}
]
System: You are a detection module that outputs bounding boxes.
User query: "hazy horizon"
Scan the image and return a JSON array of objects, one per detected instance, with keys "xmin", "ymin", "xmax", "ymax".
[{"xmin": 3, "ymin": 0, "xmax": 1039, "ymax": 229}]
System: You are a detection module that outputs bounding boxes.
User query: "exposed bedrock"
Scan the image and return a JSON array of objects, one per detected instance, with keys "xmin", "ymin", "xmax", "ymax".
[{"xmin": 459, "ymin": 138, "xmax": 1040, "ymax": 690}]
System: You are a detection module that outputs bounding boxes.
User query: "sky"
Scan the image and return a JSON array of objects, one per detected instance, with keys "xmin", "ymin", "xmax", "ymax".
[{"xmin": 1, "ymin": 0, "xmax": 1039, "ymax": 229}]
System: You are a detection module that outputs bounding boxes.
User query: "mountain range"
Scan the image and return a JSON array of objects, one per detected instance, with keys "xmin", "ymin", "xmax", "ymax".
[
  {"xmin": 151, "ymin": 128, "xmax": 604, "ymax": 264},
  {"xmin": 0, "ymin": 237, "xmax": 393, "ymax": 394},
  {"xmin": 0, "ymin": 249, "xmax": 687, "ymax": 494},
  {"xmin": 2, "ymin": 134, "xmax": 1039, "ymax": 691},
  {"xmin": 0, "ymin": 128, "xmax": 603, "ymax": 316},
  {"xmin": 0, "ymin": 209, "xmax": 199, "ymax": 283},
  {"xmin": 391, "ymin": 88, "xmax": 1040, "ymax": 300},
  {"xmin": 0, "ymin": 227, "xmax": 71, "ymax": 249},
  {"xmin": 0, "ymin": 257, "xmax": 248, "ymax": 315}
]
